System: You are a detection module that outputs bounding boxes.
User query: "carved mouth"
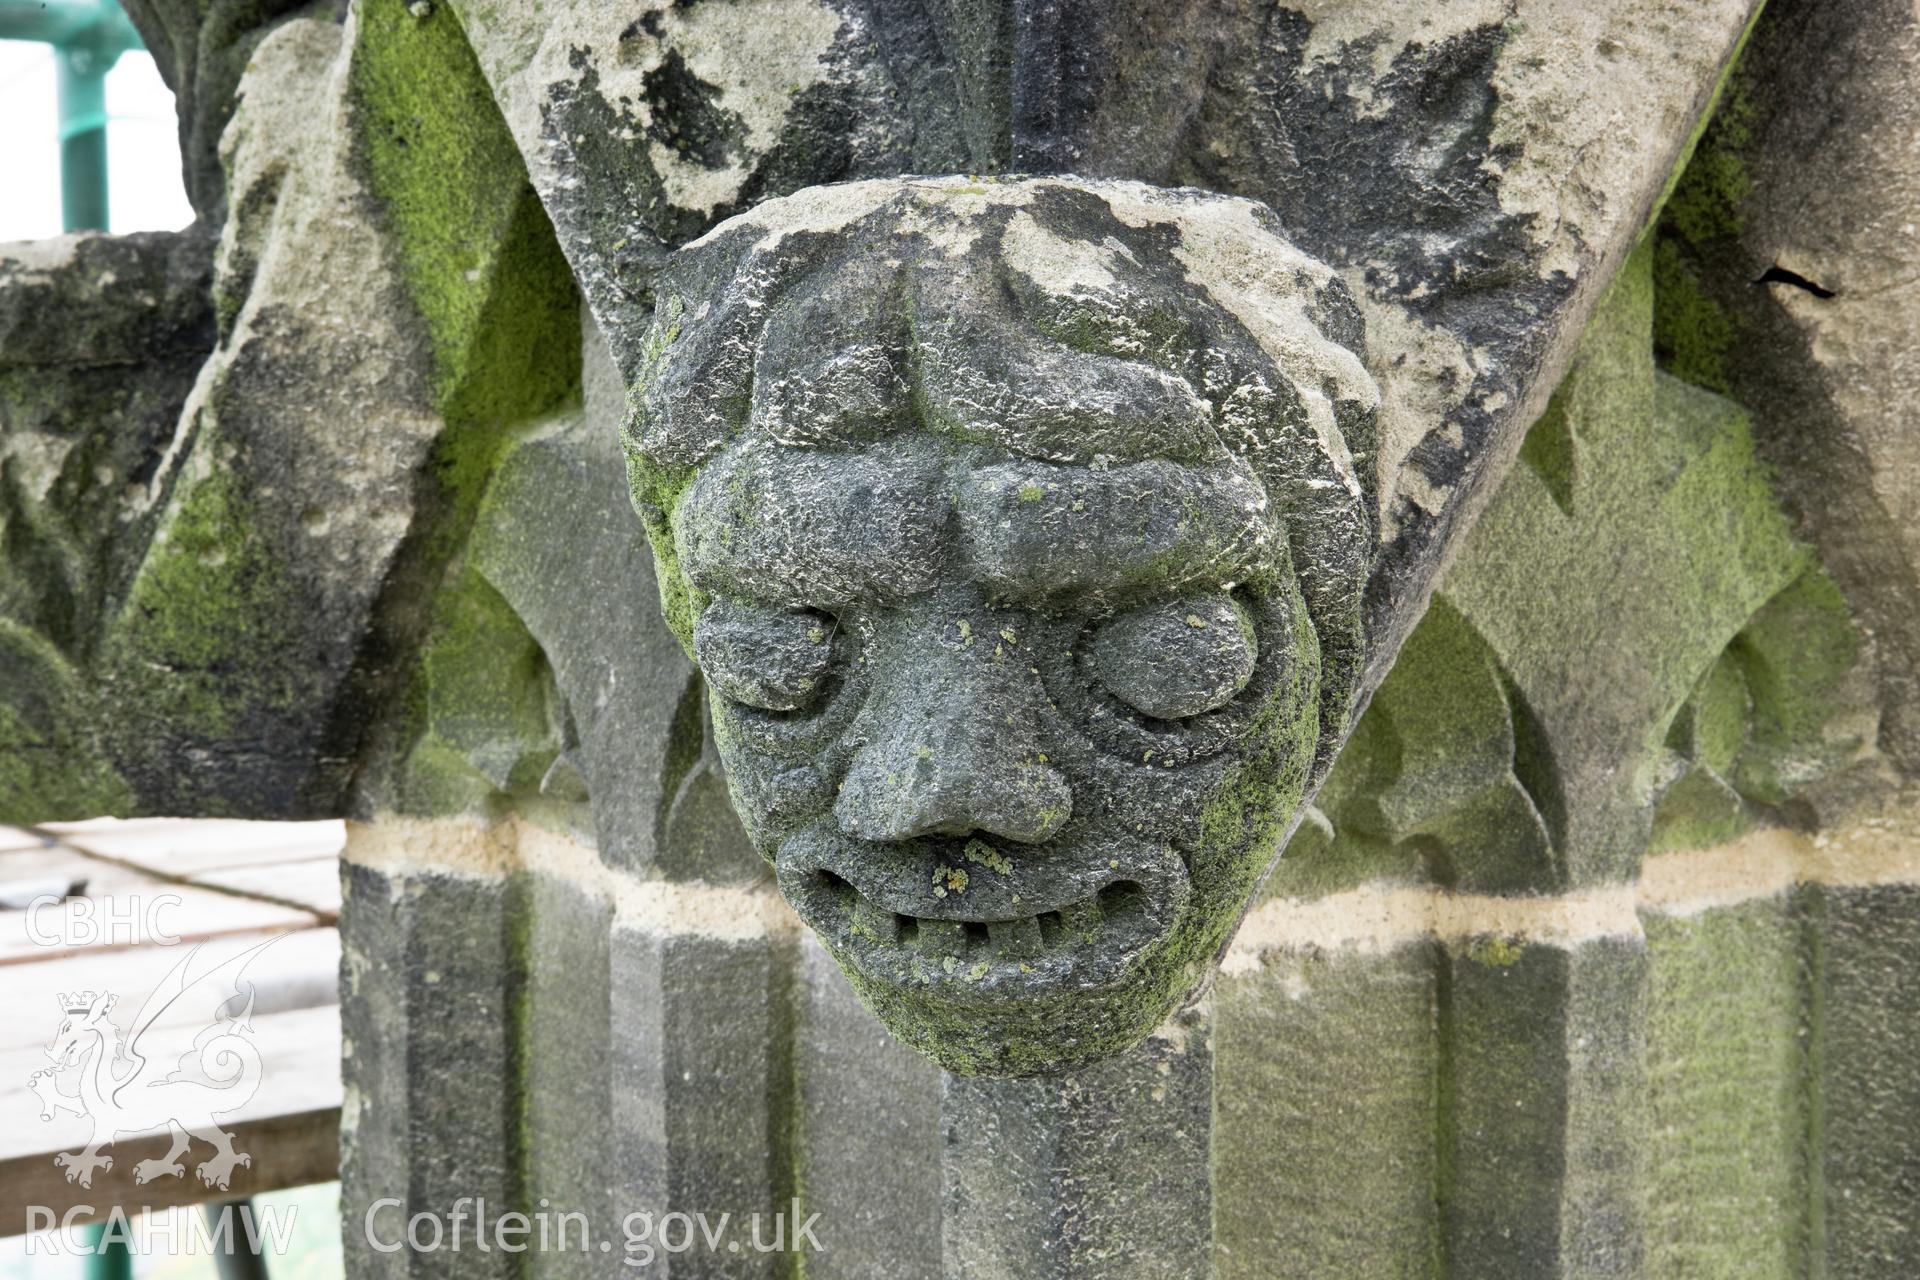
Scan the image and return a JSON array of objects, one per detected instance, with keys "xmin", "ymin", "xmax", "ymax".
[{"xmin": 775, "ymin": 828, "xmax": 1187, "ymax": 996}]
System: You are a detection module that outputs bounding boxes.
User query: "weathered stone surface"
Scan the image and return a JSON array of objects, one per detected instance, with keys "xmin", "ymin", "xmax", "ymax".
[
  {"xmin": 941, "ymin": 1008, "xmax": 1213, "ymax": 1278},
  {"xmin": 0, "ymin": 8, "xmax": 580, "ymax": 822},
  {"xmin": 445, "ymin": 0, "xmax": 985, "ymax": 366},
  {"xmin": 1212, "ymin": 945, "xmax": 1437, "ymax": 1279},
  {"xmin": 339, "ymin": 858, "xmax": 523, "ymax": 1279},
  {"xmin": 520, "ymin": 871, "xmax": 616, "ymax": 1280},
  {"xmin": 448, "ymin": 0, "xmax": 1766, "ymax": 714},
  {"xmin": 629, "ymin": 175, "xmax": 1377, "ymax": 1074},
  {"xmin": 12, "ymin": 2, "xmax": 1920, "ymax": 1277},
  {"xmin": 791, "ymin": 935, "xmax": 942, "ymax": 1279},
  {"xmin": 1281, "ymin": 241, "xmax": 1879, "ymax": 897},
  {"xmin": 93, "ymin": 15, "xmax": 444, "ymax": 817},
  {"xmin": 439, "ymin": 318, "xmax": 760, "ymax": 882},
  {"xmin": 1436, "ymin": 936, "xmax": 1648, "ymax": 1279},
  {"xmin": 1641, "ymin": 898, "xmax": 1805, "ymax": 1277},
  {"xmin": 1653, "ymin": 0, "xmax": 1920, "ymax": 780},
  {"xmin": 1807, "ymin": 881, "xmax": 1920, "ymax": 1275},
  {"xmin": 611, "ymin": 926, "xmax": 797, "ymax": 1278},
  {"xmin": 0, "ymin": 229, "xmax": 214, "ymax": 817}
]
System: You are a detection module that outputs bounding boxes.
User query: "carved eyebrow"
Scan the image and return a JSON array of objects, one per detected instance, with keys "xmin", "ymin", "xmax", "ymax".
[
  {"xmin": 956, "ymin": 458, "xmax": 1276, "ymax": 611},
  {"xmin": 674, "ymin": 439, "xmax": 950, "ymax": 609}
]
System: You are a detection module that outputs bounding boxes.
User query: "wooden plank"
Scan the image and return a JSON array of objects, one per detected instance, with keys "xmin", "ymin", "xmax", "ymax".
[
  {"xmin": 42, "ymin": 819, "xmax": 345, "ymax": 877},
  {"xmin": 0, "ymin": 1109, "xmax": 339, "ymax": 1228},
  {"xmin": 193, "ymin": 858, "xmax": 342, "ymax": 922}
]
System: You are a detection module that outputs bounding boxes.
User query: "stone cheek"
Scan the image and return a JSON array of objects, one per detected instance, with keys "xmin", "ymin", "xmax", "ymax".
[{"xmin": 627, "ymin": 175, "xmax": 1377, "ymax": 1074}]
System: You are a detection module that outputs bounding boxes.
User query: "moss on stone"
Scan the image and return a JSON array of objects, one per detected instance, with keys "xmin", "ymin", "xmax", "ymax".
[
  {"xmin": 1650, "ymin": 14, "xmax": 1762, "ymax": 394},
  {"xmin": 343, "ymin": 0, "xmax": 594, "ymax": 820},
  {"xmin": 0, "ymin": 621, "xmax": 130, "ymax": 819},
  {"xmin": 1466, "ymin": 935, "xmax": 1525, "ymax": 968},
  {"xmin": 349, "ymin": 0, "xmax": 579, "ymax": 431},
  {"xmin": 396, "ymin": 562, "xmax": 561, "ymax": 814},
  {"xmin": 1649, "ymin": 4, "xmax": 1763, "ymax": 239},
  {"xmin": 1642, "ymin": 900, "xmax": 1806, "ymax": 1276},
  {"xmin": 1652, "ymin": 237, "xmax": 1737, "ymax": 394},
  {"xmin": 1286, "ymin": 225, "xmax": 1869, "ymax": 894},
  {"xmin": 1730, "ymin": 567, "xmax": 1874, "ymax": 807},
  {"xmin": 102, "ymin": 465, "xmax": 317, "ymax": 740}
]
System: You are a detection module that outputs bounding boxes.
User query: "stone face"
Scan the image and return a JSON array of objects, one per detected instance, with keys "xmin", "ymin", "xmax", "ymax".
[
  {"xmin": 627, "ymin": 175, "xmax": 1379, "ymax": 1074},
  {"xmin": 445, "ymin": 0, "xmax": 1769, "ymax": 717}
]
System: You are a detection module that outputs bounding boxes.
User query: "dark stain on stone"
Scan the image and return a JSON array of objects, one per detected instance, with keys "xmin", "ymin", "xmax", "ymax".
[{"xmin": 643, "ymin": 49, "xmax": 749, "ymax": 170}]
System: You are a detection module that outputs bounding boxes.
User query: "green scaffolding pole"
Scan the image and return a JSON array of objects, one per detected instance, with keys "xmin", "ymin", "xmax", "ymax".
[
  {"xmin": 78, "ymin": 1220, "xmax": 131, "ymax": 1280},
  {"xmin": 0, "ymin": 0, "xmax": 144, "ymax": 231}
]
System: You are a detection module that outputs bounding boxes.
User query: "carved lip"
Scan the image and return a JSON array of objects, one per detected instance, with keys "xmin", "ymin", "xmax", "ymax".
[{"xmin": 775, "ymin": 826, "xmax": 1189, "ymax": 996}]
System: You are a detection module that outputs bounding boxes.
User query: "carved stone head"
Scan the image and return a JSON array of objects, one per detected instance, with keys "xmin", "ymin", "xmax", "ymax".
[{"xmin": 626, "ymin": 177, "xmax": 1378, "ymax": 1074}]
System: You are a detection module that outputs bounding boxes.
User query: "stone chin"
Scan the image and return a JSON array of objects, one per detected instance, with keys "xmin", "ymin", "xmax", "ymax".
[{"xmin": 625, "ymin": 175, "xmax": 1381, "ymax": 1076}]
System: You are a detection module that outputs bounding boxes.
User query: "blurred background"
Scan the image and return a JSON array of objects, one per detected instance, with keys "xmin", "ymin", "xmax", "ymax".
[
  {"xmin": 4, "ymin": 9, "xmax": 341, "ymax": 1273},
  {"xmin": 0, "ymin": 14, "xmax": 191, "ymax": 239}
]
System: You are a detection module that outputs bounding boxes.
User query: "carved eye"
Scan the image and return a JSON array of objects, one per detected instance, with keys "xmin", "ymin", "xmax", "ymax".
[
  {"xmin": 1089, "ymin": 593, "xmax": 1256, "ymax": 720},
  {"xmin": 694, "ymin": 599, "xmax": 837, "ymax": 712}
]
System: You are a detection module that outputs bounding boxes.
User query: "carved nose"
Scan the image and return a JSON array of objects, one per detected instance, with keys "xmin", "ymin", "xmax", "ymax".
[{"xmin": 835, "ymin": 660, "xmax": 1071, "ymax": 845}]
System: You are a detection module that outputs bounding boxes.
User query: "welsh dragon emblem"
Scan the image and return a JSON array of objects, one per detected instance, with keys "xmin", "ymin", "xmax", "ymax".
[{"xmin": 26, "ymin": 940, "xmax": 273, "ymax": 1190}]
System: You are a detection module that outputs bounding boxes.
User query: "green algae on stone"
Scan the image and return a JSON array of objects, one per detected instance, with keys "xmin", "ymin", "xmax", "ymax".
[
  {"xmin": 101, "ymin": 467, "xmax": 318, "ymax": 740},
  {"xmin": 1650, "ymin": 23, "xmax": 1762, "ymax": 394},
  {"xmin": 1280, "ymin": 238, "xmax": 1826, "ymax": 895},
  {"xmin": 1642, "ymin": 899, "xmax": 1806, "ymax": 1278},
  {"xmin": 1212, "ymin": 945, "xmax": 1438, "ymax": 1279},
  {"xmin": 0, "ymin": 622, "xmax": 131, "ymax": 821},
  {"xmin": 349, "ymin": 0, "xmax": 579, "ymax": 430},
  {"xmin": 395, "ymin": 562, "xmax": 562, "ymax": 814}
]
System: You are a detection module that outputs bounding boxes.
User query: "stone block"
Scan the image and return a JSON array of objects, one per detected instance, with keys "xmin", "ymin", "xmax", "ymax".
[
  {"xmin": 1808, "ymin": 882, "xmax": 1920, "ymax": 1276},
  {"xmin": 1641, "ymin": 898, "xmax": 1805, "ymax": 1278},
  {"xmin": 1212, "ymin": 944, "xmax": 1438, "ymax": 1280},
  {"xmin": 941, "ymin": 1010, "xmax": 1212, "ymax": 1278},
  {"xmin": 340, "ymin": 860, "xmax": 522, "ymax": 1278},
  {"xmin": 610, "ymin": 924, "xmax": 796, "ymax": 1278},
  {"xmin": 791, "ymin": 935, "xmax": 941, "ymax": 1279}
]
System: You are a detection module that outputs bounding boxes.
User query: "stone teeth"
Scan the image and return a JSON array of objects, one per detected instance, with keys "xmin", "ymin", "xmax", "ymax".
[
  {"xmin": 1056, "ymin": 899, "xmax": 1103, "ymax": 943},
  {"xmin": 851, "ymin": 896, "xmax": 900, "ymax": 942},
  {"xmin": 916, "ymin": 920, "xmax": 967, "ymax": 957},
  {"xmin": 987, "ymin": 916, "xmax": 1044, "ymax": 959}
]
